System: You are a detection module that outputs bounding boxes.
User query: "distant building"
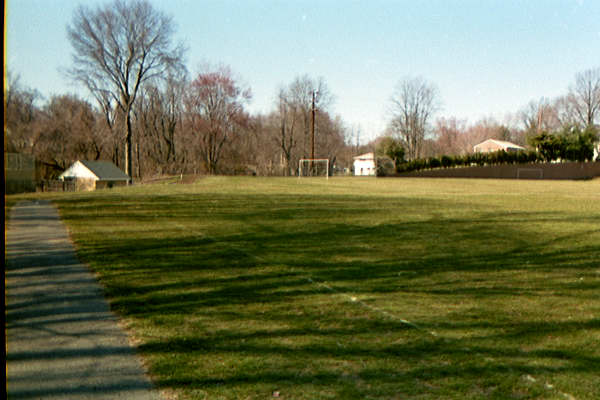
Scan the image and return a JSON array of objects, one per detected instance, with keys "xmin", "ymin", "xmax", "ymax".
[
  {"xmin": 473, "ymin": 139, "xmax": 525, "ymax": 153},
  {"xmin": 59, "ymin": 160, "xmax": 130, "ymax": 190},
  {"xmin": 353, "ymin": 152, "xmax": 376, "ymax": 176}
]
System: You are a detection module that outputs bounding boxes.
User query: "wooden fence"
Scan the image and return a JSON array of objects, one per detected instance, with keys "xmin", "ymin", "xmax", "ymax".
[
  {"xmin": 37, "ymin": 180, "xmax": 76, "ymax": 192},
  {"xmin": 395, "ymin": 162, "xmax": 600, "ymax": 180}
]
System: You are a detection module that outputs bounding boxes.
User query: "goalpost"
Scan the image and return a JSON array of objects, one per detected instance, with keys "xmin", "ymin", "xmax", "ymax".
[
  {"xmin": 516, "ymin": 168, "xmax": 543, "ymax": 179},
  {"xmin": 298, "ymin": 159, "xmax": 329, "ymax": 179}
]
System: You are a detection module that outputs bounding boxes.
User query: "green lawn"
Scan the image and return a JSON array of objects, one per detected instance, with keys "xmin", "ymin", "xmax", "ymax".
[{"xmin": 17, "ymin": 177, "xmax": 600, "ymax": 399}]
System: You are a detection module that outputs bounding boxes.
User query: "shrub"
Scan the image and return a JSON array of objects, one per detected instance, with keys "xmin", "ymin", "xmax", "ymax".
[
  {"xmin": 529, "ymin": 126, "xmax": 598, "ymax": 162},
  {"xmin": 441, "ymin": 155, "xmax": 453, "ymax": 168},
  {"xmin": 428, "ymin": 157, "xmax": 441, "ymax": 169},
  {"xmin": 377, "ymin": 137, "xmax": 406, "ymax": 165}
]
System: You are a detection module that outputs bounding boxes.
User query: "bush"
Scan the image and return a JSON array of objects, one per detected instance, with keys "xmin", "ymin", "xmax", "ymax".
[
  {"xmin": 529, "ymin": 126, "xmax": 598, "ymax": 162},
  {"xmin": 428, "ymin": 157, "xmax": 441, "ymax": 169},
  {"xmin": 441, "ymin": 155, "xmax": 453, "ymax": 168},
  {"xmin": 395, "ymin": 149, "xmax": 548, "ymax": 175},
  {"xmin": 377, "ymin": 137, "xmax": 406, "ymax": 166},
  {"xmin": 376, "ymin": 157, "xmax": 396, "ymax": 177}
]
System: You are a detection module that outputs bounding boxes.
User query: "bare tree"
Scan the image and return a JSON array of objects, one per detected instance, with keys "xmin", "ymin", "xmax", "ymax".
[
  {"xmin": 553, "ymin": 95, "xmax": 580, "ymax": 128},
  {"xmin": 268, "ymin": 75, "xmax": 334, "ymax": 176},
  {"xmin": 32, "ymin": 95, "xmax": 102, "ymax": 176},
  {"xmin": 520, "ymin": 98, "xmax": 560, "ymax": 134},
  {"xmin": 315, "ymin": 112, "xmax": 346, "ymax": 172},
  {"xmin": 135, "ymin": 67, "xmax": 187, "ymax": 176},
  {"xmin": 273, "ymin": 87, "xmax": 301, "ymax": 175},
  {"xmin": 389, "ymin": 77, "xmax": 440, "ymax": 159},
  {"xmin": 67, "ymin": 0, "xmax": 185, "ymax": 180},
  {"xmin": 433, "ymin": 117, "xmax": 467, "ymax": 156},
  {"xmin": 5, "ymin": 71, "xmax": 42, "ymax": 153},
  {"xmin": 568, "ymin": 67, "xmax": 600, "ymax": 128},
  {"xmin": 184, "ymin": 65, "xmax": 251, "ymax": 174},
  {"xmin": 286, "ymin": 75, "xmax": 333, "ymax": 158},
  {"xmin": 91, "ymin": 87, "xmax": 124, "ymax": 168}
]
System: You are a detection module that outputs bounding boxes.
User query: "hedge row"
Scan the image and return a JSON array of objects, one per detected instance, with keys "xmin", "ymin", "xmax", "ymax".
[
  {"xmin": 377, "ymin": 127, "xmax": 599, "ymax": 175},
  {"xmin": 392, "ymin": 150, "xmax": 540, "ymax": 174}
]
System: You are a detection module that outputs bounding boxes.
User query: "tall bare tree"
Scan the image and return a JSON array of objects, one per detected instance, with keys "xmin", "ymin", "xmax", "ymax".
[
  {"xmin": 184, "ymin": 65, "xmax": 251, "ymax": 174},
  {"xmin": 271, "ymin": 75, "xmax": 334, "ymax": 174},
  {"xmin": 135, "ymin": 67, "xmax": 187, "ymax": 176},
  {"xmin": 34, "ymin": 95, "xmax": 100, "ymax": 174},
  {"xmin": 286, "ymin": 75, "xmax": 333, "ymax": 158},
  {"xmin": 5, "ymin": 71, "xmax": 42, "ymax": 153},
  {"xmin": 274, "ymin": 88, "xmax": 299, "ymax": 175},
  {"xmin": 434, "ymin": 117, "xmax": 467, "ymax": 156},
  {"xmin": 389, "ymin": 77, "xmax": 440, "ymax": 159},
  {"xmin": 520, "ymin": 98, "xmax": 560, "ymax": 134},
  {"xmin": 67, "ymin": 0, "xmax": 185, "ymax": 180},
  {"xmin": 568, "ymin": 67, "xmax": 600, "ymax": 128}
]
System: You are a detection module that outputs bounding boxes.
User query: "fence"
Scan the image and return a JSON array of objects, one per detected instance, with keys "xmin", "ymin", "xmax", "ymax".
[
  {"xmin": 395, "ymin": 162, "xmax": 600, "ymax": 180},
  {"xmin": 37, "ymin": 180, "xmax": 76, "ymax": 192}
]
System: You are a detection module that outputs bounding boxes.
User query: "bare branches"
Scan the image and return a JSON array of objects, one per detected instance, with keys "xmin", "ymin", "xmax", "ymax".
[
  {"xmin": 389, "ymin": 77, "xmax": 440, "ymax": 159},
  {"xmin": 184, "ymin": 65, "xmax": 251, "ymax": 174},
  {"xmin": 568, "ymin": 67, "xmax": 600, "ymax": 127},
  {"xmin": 66, "ymin": 0, "xmax": 185, "ymax": 178}
]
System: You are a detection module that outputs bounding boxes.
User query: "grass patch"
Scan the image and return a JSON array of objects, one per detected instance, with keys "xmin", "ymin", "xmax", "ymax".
[{"xmin": 12, "ymin": 177, "xmax": 600, "ymax": 399}]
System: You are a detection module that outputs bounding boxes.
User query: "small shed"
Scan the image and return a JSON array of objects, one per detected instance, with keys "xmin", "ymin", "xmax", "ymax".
[
  {"xmin": 59, "ymin": 160, "xmax": 130, "ymax": 191},
  {"xmin": 474, "ymin": 139, "xmax": 525, "ymax": 153},
  {"xmin": 353, "ymin": 152, "xmax": 376, "ymax": 176}
]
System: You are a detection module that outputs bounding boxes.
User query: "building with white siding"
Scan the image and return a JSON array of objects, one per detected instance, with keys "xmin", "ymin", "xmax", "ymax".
[
  {"xmin": 59, "ymin": 160, "xmax": 130, "ymax": 190},
  {"xmin": 353, "ymin": 153, "xmax": 376, "ymax": 176}
]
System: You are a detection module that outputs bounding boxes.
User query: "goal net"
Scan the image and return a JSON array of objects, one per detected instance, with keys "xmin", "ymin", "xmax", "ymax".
[
  {"xmin": 298, "ymin": 159, "xmax": 329, "ymax": 178},
  {"xmin": 516, "ymin": 168, "xmax": 543, "ymax": 179}
]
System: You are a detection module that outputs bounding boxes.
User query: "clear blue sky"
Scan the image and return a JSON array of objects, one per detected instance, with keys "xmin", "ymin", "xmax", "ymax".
[{"xmin": 6, "ymin": 0, "xmax": 600, "ymax": 140}]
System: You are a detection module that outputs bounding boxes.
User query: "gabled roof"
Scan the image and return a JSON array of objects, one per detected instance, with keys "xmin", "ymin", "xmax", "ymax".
[
  {"xmin": 79, "ymin": 160, "xmax": 130, "ymax": 180},
  {"xmin": 474, "ymin": 139, "xmax": 525, "ymax": 150},
  {"xmin": 353, "ymin": 152, "xmax": 375, "ymax": 160}
]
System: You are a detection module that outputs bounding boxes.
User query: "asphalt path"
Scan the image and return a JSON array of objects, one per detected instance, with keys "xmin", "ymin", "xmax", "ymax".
[{"xmin": 5, "ymin": 200, "xmax": 162, "ymax": 400}]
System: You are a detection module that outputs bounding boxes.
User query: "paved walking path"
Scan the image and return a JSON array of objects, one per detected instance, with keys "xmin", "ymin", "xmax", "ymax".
[{"xmin": 5, "ymin": 200, "xmax": 162, "ymax": 400}]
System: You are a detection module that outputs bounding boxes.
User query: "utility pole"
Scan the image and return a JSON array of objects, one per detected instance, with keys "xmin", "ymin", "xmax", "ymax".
[
  {"xmin": 309, "ymin": 90, "xmax": 318, "ymax": 175},
  {"xmin": 311, "ymin": 90, "xmax": 316, "ymax": 161}
]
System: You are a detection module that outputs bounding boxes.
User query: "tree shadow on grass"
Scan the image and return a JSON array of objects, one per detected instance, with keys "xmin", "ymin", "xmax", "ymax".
[
  {"xmin": 137, "ymin": 320, "xmax": 599, "ymax": 398},
  {"xmin": 53, "ymin": 192, "xmax": 600, "ymax": 398}
]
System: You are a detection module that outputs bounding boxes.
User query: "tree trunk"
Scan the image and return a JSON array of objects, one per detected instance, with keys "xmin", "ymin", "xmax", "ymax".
[
  {"xmin": 136, "ymin": 134, "xmax": 141, "ymax": 180},
  {"xmin": 125, "ymin": 110, "xmax": 133, "ymax": 183}
]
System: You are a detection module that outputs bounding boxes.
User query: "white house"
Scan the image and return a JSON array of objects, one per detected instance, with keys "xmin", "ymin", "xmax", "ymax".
[
  {"xmin": 473, "ymin": 139, "xmax": 525, "ymax": 153},
  {"xmin": 353, "ymin": 152, "xmax": 376, "ymax": 176},
  {"xmin": 59, "ymin": 160, "xmax": 130, "ymax": 190}
]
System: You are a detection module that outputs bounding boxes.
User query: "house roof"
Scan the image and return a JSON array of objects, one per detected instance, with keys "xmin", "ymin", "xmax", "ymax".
[
  {"xmin": 353, "ymin": 152, "xmax": 375, "ymax": 160},
  {"xmin": 474, "ymin": 139, "xmax": 525, "ymax": 150},
  {"xmin": 79, "ymin": 160, "xmax": 130, "ymax": 180}
]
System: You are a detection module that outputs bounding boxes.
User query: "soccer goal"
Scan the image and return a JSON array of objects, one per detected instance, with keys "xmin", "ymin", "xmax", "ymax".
[
  {"xmin": 516, "ymin": 168, "xmax": 543, "ymax": 179},
  {"xmin": 298, "ymin": 159, "xmax": 329, "ymax": 178}
]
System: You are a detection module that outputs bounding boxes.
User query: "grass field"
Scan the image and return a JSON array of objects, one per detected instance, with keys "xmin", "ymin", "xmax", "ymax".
[{"xmin": 9, "ymin": 177, "xmax": 600, "ymax": 399}]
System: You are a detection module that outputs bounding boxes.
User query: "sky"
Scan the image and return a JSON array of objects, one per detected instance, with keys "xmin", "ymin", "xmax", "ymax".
[{"xmin": 6, "ymin": 0, "xmax": 600, "ymax": 141}]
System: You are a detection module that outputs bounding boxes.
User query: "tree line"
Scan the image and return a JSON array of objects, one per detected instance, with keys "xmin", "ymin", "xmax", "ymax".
[
  {"xmin": 6, "ymin": 0, "xmax": 349, "ymax": 179},
  {"xmin": 5, "ymin": 68, "xmax": 348, "ymax": 179},
  {"xmin": 5, "ymin": 0, "xmax": 599, "ymax": 180},
  {"xmin": 377, "ymin": 69, "xmax": 599, "ymax": 174},
  {"xmin": 379, "ymin": 128, "xmax": 598, "ymax": 176},
  {"xmin": 384, "ymin": 69, "xmax": 599, "ymax": 162}
]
